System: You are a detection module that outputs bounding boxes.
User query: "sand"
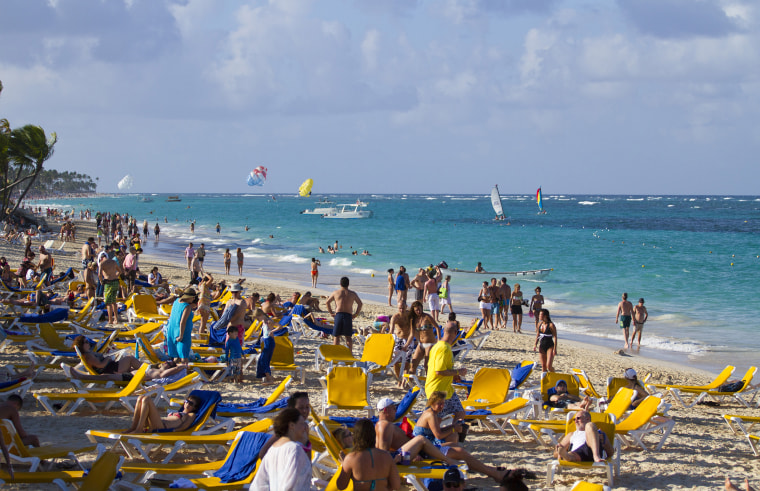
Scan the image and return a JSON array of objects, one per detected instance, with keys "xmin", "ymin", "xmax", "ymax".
[{"xmin": 0, "ymin": 216, "xmax": 757, "ymax": 490}]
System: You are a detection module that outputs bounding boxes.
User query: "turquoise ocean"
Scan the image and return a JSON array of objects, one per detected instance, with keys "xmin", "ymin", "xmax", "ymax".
[{"xmin": 32, "ymin": 193, "xmax": 760, "ymax": 373}]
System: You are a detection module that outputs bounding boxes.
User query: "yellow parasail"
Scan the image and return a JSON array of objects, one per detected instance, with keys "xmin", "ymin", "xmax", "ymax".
[{"xmin": 298, "ymin": 178, "xmax": 313, "ymax": 197}]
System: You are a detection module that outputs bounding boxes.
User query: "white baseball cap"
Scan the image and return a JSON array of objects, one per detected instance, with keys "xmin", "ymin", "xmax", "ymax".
[
  {"xmin": 624, "ymin": 368, "xmax": 637, "ymax": 380},
  {"xmin": 376, "ymin": 397, "xmax": 396, "ymax": 411}
]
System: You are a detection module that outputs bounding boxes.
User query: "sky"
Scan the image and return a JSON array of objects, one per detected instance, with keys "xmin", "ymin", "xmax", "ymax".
[{"xmin": 0, "ymin": 0, "xmax": 758, "ymax": 195}]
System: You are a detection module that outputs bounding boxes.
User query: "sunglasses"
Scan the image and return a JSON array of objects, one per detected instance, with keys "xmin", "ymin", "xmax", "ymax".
[
  {"xmin": 184, "ymin": 400, "xmax": 196, "ymax": 408},
  {"xmin": 574, "ymin": 417, "xmax": 586, "ymax": 422},
  {"xmin": 444, "ymin": 482, "xmax": 462, "ymax": 488}
]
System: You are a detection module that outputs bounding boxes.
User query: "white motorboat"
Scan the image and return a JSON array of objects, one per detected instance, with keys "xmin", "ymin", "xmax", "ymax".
[
  {"xmin": 301, "ymin": 199, "xmax": 337, "ymax": 215},
  {"xmin": 322, "ymin": 203, "xmax": 373, "ymax": 219}
]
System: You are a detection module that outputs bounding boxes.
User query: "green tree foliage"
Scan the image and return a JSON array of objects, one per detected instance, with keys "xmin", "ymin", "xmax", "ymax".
[{"xmin": 0, "ymin": 80, "xmax": 59, "ymax": 222}]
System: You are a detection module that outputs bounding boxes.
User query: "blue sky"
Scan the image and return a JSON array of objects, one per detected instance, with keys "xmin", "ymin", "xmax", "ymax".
[{"xmin": 1, "ymin": 0, "xmax": 758, "ymax": 194}]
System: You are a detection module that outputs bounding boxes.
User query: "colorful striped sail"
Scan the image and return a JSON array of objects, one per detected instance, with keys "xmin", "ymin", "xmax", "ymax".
[{"xmin": 536, "ymin": 187, "xmax": 544, "ymax": 213}]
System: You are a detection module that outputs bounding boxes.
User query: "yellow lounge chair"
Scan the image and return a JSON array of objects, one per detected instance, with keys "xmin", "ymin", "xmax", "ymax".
[
  {"xmin": 572, "ymin": 368, "xmax": 603, "ymax": 399},
  {"xmin": 267, "ymin": 336, "xmax": 304, "ymax": 384},
  {"xmin": 320, "ymin": 366, "xmax": 372, "ymax": 417},
  {"xmin": 570, "ymin": 481, "xmax": 611, "ymax": 491},
  {"xmin": 314, "ymin": 343, "xmax": 359, "ymax": 371},
  {"xmin": 459, "ymin": 367, "xmax": 512, "ymax": 409},
  {"xmin": 0, "ymin": 451, "xmax": 123, "ymax": 491},
  {"xmin": 135, "ymin": 332, "xmax": 231, "ymax": 382},
  {"xmin": 119, "ymin": 423, "xmax": 273, "ymax": 482},
  {"xmin": 464, "ymin": 397, "xmax": 531, "ymax": 435},
  {"xmin": 0, "ymin": 419, "xmax": 101, "ymax": 471},
  {"xmin": 667, "ymin": 366, "xmax": 757, "ymax": 408},
  {"xmin": 534, "ymin": 371, "xmax": 583, "ymax": 417},
  {"xmin": 723, "ymin": 414, "xmax": 760, "ymax": 455},
  {"xmin": 34, "ymin": 364, "xmax": 154, "ymax": 416},
  {"xmin": 646, "ymin": 364, "xmax": 735, "ymax": 392},
  {"xmin": 86, "ymin": 390, "xmax": 238, "ymax": 463},
  {"xmin": 127, "ymin": 294, "xmax": 170, "ymax": 324},
  {"xmin": 615, "ymin": 396, "xmax": 675, "ymax": 451},
  {"xmin": 546, "ymin": 411, "xmax": 620, "ymax": 487}
]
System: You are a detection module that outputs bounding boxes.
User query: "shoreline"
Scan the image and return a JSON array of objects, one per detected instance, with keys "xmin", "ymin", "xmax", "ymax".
[{"xmin": 2, "ymin": 216, "xmax": 757, "ymax": 489}]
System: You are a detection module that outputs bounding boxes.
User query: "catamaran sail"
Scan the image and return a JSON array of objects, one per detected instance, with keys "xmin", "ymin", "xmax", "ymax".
[
  {"xmin": 491, "ymin": 185, "xmax": 506, "ymax": 220},
  {"xmin": 536, "ymin": 187, "xmax": 545, "ymax": 214}
]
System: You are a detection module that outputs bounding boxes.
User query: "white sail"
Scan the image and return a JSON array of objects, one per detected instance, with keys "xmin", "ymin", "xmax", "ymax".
[{"xmin": 491, "ymin": 185, "xmax": 504, "ymax": 217}]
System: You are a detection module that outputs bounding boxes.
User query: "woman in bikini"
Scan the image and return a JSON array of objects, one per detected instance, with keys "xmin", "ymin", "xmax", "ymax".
[
  {"xmin": 196, "ymin": 273, "xmax": 214, "ymax": 335},
  {"xmin": 236, "ymin": 247, "xmax": 244, "ymax": 275},
  {"xmin": 223, "ymin": 249, "xmax": 231, "ymax": 275},
  {"xmin": 126, "ymin": 394, "xmax": 200, "ymax": 433},
  {"xmin": 533, "ymin": 308, "xmax": 557, "ymax": 372},
  {"xmin": 409, "ymin": 301, "xmax": 438, "ymax": 375},
  {"xmin": 337, "ymin": 418, "xmax": 401, "ymax": 491},
  {"xmin": 414, "ymin": 391, "xmax": 508, "ymax": 484},
  {"xmin": 478, "ymin": 281, "xmax": 493, "ymax": 330},
  {"xmin": 386, "ymin": 268, "xmax": 395, "ymax": 307},
  {"xmin": 74, "ymin": 335, "xmax": 142, "ymax": 376},
  {"xmin": 510, "ymin": 283, "xmax": 524, "ymax": 333}
]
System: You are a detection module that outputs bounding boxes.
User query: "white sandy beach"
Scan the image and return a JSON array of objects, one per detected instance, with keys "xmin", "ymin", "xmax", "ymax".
[{"xmin": 0, "ymin": 217, "xmax": 757, "ymax": 490}]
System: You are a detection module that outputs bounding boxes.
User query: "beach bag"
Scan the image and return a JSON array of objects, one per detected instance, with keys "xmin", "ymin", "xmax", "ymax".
[
  {"xmin": 719, "ymin": 381, "xmax": 743, "ymax": 392},
  {"xmin": 399, "ymin": 417, "xmax": 414, "ymax": 439}
]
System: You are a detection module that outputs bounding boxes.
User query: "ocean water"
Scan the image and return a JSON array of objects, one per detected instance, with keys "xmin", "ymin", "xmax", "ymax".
[{"xmin": 32, "ymin": 193, "xmax": 760, "ymax": 372}]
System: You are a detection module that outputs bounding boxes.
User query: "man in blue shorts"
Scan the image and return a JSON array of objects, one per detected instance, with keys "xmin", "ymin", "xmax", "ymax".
[
  {"xmin": 615, "ymin": 292, "xmax": 634, "ymax": 349},
  {"xmin": 326, "ymin": 276, "xmax": 362, "ymax": 352}
]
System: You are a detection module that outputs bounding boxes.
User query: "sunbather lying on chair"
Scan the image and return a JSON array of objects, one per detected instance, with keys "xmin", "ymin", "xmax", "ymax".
[
  {"xmin": 67, "ymin": 360, "xmax": 187, "ymax": 383},
  {"xmin": 547, "ymin": 380, "xmax": 593, "ymax": 410},
  {"xmin": 125, "ymin": 393, "xmax": 200, "ymax": 434},
  {"xmin": 74, "ymin": 335, "xmax": 142, "ymax": 376}
]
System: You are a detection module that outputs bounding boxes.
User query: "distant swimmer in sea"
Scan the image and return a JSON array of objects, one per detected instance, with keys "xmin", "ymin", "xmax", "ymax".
[{"xmin": 475, "ymin": 262, "xmax": 485, "ymax": 273}]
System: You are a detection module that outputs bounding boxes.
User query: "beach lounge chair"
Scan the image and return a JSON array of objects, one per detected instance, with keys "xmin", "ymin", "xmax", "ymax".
[
  {"xmin": 510, "ymin": 360, "xmax": 538, "ymax": 395},
  {"xmin": 216, "ymin": 376, "xmax": 293, "ymax": 419},
  {"xmin": 315, "ymin": 344, "xmax": 358, "ymax": 371},
  {"xmin": 86, "ymin": 390, "xmax": 236, "ymax": 463},
  {"xmin": 614, "ymin": 395, "xmax": 675, "ymax": 451},
  {"xmin": 723, "ymin": 414, "xmax": 760, "ymax": 455},
  {"xmin": 0, "ymin": 377, "xmax": 33, "ymax": 399},
  {"xmin": 546, "ymin": 411, "xmax": 620, "ymax": 487},
  {"xmin": 0, "ymin": 451, "xmax": 123, "ymax": 491},
  {"xmin": 117, "ymin": 430, "xmax": 272, "ymax": 489},
  {"xmin": 320, "ymin": 366, "xmax": 372, "ymax": 417},
  {"xmin": 324, "ymin": 387, "xmax": 421, "ymax": 428},
  {"xmin": 135, "ymin": 332, "xmax": 231, "ymax": 382},
  {"xmin": 667, "ymin": 366, "xmax": 758, "ymax": 408},
  {"xmin": 126, "ymin": 294, "xmax": 170, "ymax": 324},
  {"xmin": 570, "ymin": 481, "xmax": 611, "ymax": 491},
  {"xmin": 532, "ymin": 372, "xmax": 583, "ymax": 418},
  {"xmin": 572, "ymin": 368, "xmax": 603, "ymax": 399},
  {"xmin": 34, "ymin": 364, "xmax": 155, "ymax": 416},
  {"xmin": 459, "ymin": 367, "xmax": 512, "ymax": 409},
  {"xmin": 0, "ymin": 419, "xmax": 101, "ymax": 471},
  {"xmin": 646, "ymin": 365, "xmax": 735, "ymax": 393},
  {"xmin": 461, "ymin": 318, "xmax": 491, "ymax": 350},
  {"xmin": 267, "ymin": 335, "xmax": 305, "ymax": 383},
  {"xmin": 464, "ymin": 396, "xmax": 532, "ymax": 435}
]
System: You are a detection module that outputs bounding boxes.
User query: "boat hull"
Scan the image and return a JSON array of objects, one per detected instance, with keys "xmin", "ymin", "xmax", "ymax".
[{"xmin": 450, "ymin": 268, "xmax": 552, "ymax": 278}]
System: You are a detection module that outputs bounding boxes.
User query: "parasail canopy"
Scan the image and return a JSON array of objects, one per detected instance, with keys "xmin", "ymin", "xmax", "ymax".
[
  {"xmin": 299, "ymin": 178, "xmax": 313, "ymax": 197},
  {"xmin": 117, "ymin": 175, "xmax": 134, "ymax": 190},
  {"xmin": 247, "ymin": 166, "xmax": 268, "ymax": 186}
]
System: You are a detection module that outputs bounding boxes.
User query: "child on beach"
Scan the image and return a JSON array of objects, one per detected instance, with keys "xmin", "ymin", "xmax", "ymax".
[{"xmin": 225, "ymin": 325, "xmax": 244, "ymax": 383}]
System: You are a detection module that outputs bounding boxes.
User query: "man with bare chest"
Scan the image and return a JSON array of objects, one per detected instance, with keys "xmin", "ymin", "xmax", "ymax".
[
  {"xmin": 409, "ymin": 301, "xmax": 438, "ymax": 375},
  {"xmin": 99, "ymin": 255, "xmax": 123, "ymax": 325},
  {"xmin": 225, "ymin": 283, "xmax": 248, "ymax": 341},
  {"xmin": 326, "ymin": 276, "xmax": 362, "ymax": 352},
  {"xmin": 616, "ymin": 292, "xmax": 634, "ymax": 349}
]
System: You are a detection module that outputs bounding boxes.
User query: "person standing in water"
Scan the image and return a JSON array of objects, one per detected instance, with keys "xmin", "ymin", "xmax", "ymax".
[
  {"xmin": 632, "ymin": 298, "xmax": 648, "ymax": 349},
  {"xmin": 616, "ymin": 292, "xmax": 634, "ymax": 349},
  {"xmin": 310, "ymin": 258, "xmax": 321, "ymax": 288}
]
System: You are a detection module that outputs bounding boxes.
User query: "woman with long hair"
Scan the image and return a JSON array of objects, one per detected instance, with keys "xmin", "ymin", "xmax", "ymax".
[
  {"xmin": 337, "ymin": 419, "xmax": 401, "ymax": 491},
  {"xmin": 533, "ymin": 308, "xmax": 557, "ymax": 372}
]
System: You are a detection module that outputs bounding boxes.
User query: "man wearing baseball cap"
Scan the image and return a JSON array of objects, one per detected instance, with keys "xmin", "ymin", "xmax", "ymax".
[
  {"xmin": 223, "ymin": 282, "xmax": 248, "ymax": 342},
  {"xmin": 441, "ymin": 467, "xmax": 465, "ymax": 490},
  {"xmin": 623, "ymin": 368, "xmax": 648, "ymax": 408}
]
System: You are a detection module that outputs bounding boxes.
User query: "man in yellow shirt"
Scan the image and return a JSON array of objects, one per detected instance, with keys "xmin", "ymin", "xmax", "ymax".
[{"xmin": 425, "ymin": 321, "xmax": 466, "ymax": 424}]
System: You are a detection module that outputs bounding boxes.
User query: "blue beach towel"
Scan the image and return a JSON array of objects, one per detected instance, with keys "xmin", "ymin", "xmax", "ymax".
[
  {"xmin": 213, "ymin": 432, "xmax": 272, "ymax": 483},
  {"xmin": 19, "ymin": 308, "xmax": 68, "ymax": 323},
  {"xmin": 510, "ymin": 362, "xmax": 534, "ymax": 390},
  {"xmin": 208, "ymin": 304, "xmax": 238, "ymax": 347},
  {"xmin": 217, "ymin": 398, "xmax": 288, "ymax": 414}
]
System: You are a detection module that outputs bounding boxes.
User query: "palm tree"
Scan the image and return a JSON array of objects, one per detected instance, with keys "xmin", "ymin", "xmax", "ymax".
[{"xmin": 0, "ymin": 124, "xmax": 57, "ymax": 222}]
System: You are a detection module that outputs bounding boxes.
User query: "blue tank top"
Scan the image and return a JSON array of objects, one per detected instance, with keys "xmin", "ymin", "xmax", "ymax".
[{"xmin": 395, "ymin": 274, "xmax": 406, "ymax": 291}]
